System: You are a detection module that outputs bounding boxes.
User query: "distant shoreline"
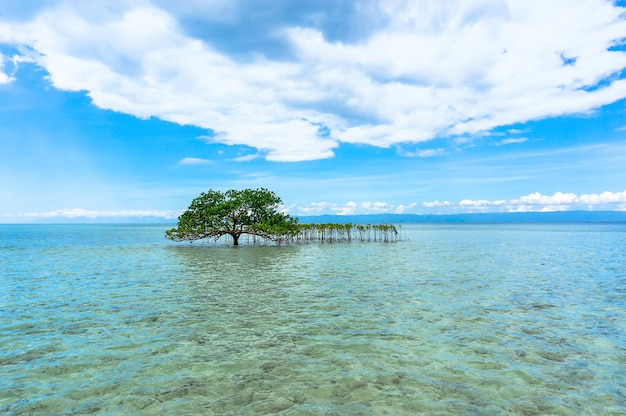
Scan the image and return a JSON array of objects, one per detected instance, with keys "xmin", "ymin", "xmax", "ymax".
[
  {"xmin": 296, "ymin": 211, "xmax": 626, "ymax": 224},
  {"xmin": 3, "ymin": 210, "xmax": 626, "ymax": 225}
]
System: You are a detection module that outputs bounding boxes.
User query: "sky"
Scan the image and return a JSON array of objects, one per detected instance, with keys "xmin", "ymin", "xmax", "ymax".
[{"xmin": 1, "ymin": 0, "xmax": 626, "ymax": 222}]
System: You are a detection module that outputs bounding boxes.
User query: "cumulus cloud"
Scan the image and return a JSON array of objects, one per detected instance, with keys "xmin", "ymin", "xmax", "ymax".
[
  {"xmin": 0, "ymin": 5, "xmax": 338, "ymax": 161},
  {"xmin": 1, "ymin": 1, "xmax": 626, "ymax": 160},
  {"xmin": 423, "ymin": 190, "xmax": 626, "ymax": 213},
  {"xmin": 294, "ymin": 190, "xmax": 626, "ymax": 215},
  {"xmin": 422, "ymin": 200, "xmax": 453, "ymax": 209},
  {"xmin": 509, "ymin": 191, "xmax": 626, "ymax": 212},
  {"xmin": 295, "ymin": 201, "xmax": 417, "ymax": 215},
  {"xmin": 5, "ymin": 191, "xmax": 626, "ymax": 220}
]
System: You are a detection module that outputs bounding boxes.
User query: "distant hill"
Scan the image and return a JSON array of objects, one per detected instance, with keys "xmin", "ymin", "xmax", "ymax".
[
  {"xmin": 11, "ymin": 210, "xmax": 626, "ymax": 224},
  {"xmin": 296, "ymin": 211, "xmax": 626, "ymax": 224}
]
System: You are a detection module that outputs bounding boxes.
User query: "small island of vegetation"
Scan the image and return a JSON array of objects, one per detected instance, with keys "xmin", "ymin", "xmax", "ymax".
[{"xmin": 165, "ymin": 188, "xmax": 400, "ymax": 245}]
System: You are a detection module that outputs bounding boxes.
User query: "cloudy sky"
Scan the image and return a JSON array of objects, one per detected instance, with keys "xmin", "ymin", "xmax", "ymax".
[{"xmin": 1, "ymin": 0, "xmax": 626, "ymax": 222}]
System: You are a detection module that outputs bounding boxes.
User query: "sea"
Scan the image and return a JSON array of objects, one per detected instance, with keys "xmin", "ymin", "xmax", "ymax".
[{"xmin": 1, "ymin": 223, "xmax": 625, "ymax": 415}]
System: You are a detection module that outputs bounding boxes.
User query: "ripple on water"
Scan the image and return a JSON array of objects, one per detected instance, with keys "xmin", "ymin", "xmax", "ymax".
[{"xmin": 1, "ymin": 223, "xmax": 625, "ymax": 415}]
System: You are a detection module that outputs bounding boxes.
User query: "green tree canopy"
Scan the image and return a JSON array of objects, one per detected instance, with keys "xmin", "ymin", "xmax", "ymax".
[{"xmin": 165, "ymin": 188, "xmax": 299, "ymax": 245}]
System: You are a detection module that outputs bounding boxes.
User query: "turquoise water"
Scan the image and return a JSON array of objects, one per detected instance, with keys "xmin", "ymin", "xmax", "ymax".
[{"xmin": 1, "ymin": 223, "xmax": 625, "ymax": 415}]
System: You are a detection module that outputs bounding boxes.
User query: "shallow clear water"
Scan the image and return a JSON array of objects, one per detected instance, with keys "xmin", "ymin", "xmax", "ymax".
[{"xmin": 1, "ymin": 223, "xmax": 625, "ymax": 415}]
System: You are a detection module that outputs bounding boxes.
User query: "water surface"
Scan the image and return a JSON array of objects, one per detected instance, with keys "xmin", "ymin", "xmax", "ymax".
[{"xmin": 1, "ymin": 223, "xmax": 625, "ymax": 414}]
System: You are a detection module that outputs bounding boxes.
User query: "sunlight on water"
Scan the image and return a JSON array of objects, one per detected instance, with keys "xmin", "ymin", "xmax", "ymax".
[{"xmin": 1, "ymin": 224, "xmax": 625, "ymax": 414}]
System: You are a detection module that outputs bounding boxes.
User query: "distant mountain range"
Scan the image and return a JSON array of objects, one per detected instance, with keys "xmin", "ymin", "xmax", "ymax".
[
  {"xmin": 296, "ymin": 211, "xmax": 626, "ymax": 224},
  {"xmin": 12, "ymin": 210, "xmax": 626, "ymax": 224}
]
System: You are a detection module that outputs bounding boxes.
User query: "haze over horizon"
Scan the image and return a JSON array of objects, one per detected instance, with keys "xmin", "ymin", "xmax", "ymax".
[{"xmin": 1, "ymin": 0, "xmax": 626, "ymax": 223}]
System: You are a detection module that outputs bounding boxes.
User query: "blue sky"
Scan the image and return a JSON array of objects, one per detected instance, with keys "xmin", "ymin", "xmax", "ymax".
[{"xmin": 1, "ymin": 0, "xmax": 626, "ymax": 222}]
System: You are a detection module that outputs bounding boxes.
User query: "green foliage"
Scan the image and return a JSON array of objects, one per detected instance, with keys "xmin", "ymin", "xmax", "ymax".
[
  {"xmin": 165, "ymin": 188, "xmax": 298, "ymax": 245},
  {"xmin": 166, "ymin": 188, "xmax": 401, "ymax": 246}
]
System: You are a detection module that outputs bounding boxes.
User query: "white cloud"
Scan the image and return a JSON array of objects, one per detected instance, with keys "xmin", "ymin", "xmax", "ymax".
[
  {"xmin": 336, "ymin": 201, "xmax": 357, "ymax": 215},
  {"xmin": 510, "ymin": 190, "xmax": 626, "ymax": 211},
  {"xmin": 424, "ymin": 190, "xmax": 626, "ymax": 213},
  {"xmin": 5, "ymin": 191, "xmax": 626, "ymax": 221},
  {"xmin": 295, "ymin": 200, "xmax": 416, "ymax": 215},
  {"xmin": 399, "ymin": 147, "xmax": 446, "ymax": 157},
  {"xmin": 1, "ymin": 1, "xmax": 626, "ymax": 160},
  {"xmin": 179, "ymin": 157, "xmax": 212, "ymax": 165},
  {"xmin": 0, "ymin": 53, "xmax": 13, "ymax": 84},
  {"xmin": 231, "ymin": 154, "xmax": 259, "ymax": 162},
  {"xmin": 422, "ymin": 200, "xmax": 453, "ymax": 209},
  {"xmin": 394, "ymin": 203, "xmax": 418, "ymax": 213},
  {"xmin": 294, "ymin": 190, "xmax": 626, "ymax": 215},
  {"xmin": 507, "ymin": 129, "xmax": 529, "ymax": 135},
  {"xmin": 496, "ymin": 137, "xmax": 528, "ymax": 146},
  {"xmin": 289, "ymin": 1, "xmax": 626, "ymax": 143},
  {"xmin": 7, "ymin": 208, "xmax": 179, "ymax": 221},
  {"xmin": 0, "ymin": 5, "xmax": 338, "ymax": 162}
]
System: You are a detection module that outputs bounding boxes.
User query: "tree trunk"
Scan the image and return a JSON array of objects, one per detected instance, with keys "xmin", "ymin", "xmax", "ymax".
[{"xmin": 232, "ymin": 233, "xmax": 239, "ymax": 245}]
